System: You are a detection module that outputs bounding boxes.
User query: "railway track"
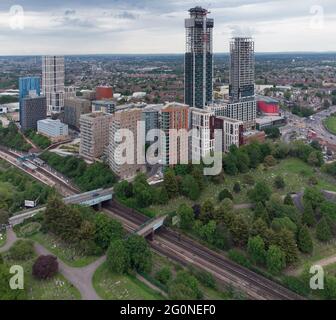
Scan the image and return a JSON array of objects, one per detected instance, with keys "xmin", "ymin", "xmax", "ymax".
[
  {"xmin": 0, "ymin": 147, "xmax": 78, "ymax": 195},
  {"xmin": 1, "ymin": 147, "xmax": 303, "ymax": 300},
  {"xmin": 105, "ymin": 202, "xmax": 304, "ymax": 300}
]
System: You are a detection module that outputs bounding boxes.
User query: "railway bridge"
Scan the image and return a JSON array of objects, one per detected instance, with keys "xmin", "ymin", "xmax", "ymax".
[
  {"xmin": 133, "ymin": 215, "xmax": 168, "ymax": 240},
  {"xmin": 9, "ymin": 188, "xmax": 114, "ymax": 226}
]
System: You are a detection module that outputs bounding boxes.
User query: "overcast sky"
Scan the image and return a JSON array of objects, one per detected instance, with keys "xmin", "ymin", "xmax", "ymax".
[{"xmin": 0, "ymin": 0, "xmax": 335, "ymax": 55}]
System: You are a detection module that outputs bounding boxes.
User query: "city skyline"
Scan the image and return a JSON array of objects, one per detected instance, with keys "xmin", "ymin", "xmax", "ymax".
[{"xmin": 0, "ymin": 0, "xmax": 335, "ymax": 55}]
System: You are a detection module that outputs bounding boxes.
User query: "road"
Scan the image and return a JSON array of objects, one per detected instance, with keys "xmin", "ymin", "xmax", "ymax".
[
  {"xmin": 34, "ymin": 244, "xmax": 105, "ymax": 300},
  {"xmin": 0, "ymin": 227, "xmax": 104, "ymax": 300},
  {"xmin": 281, "ymin": 106, "xmax": 336, "ymax": 146}
]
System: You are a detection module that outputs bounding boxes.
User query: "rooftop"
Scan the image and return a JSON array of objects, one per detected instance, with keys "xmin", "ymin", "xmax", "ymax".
[
  {"xmin": 256, "ymin": 95, "xmax": 279, "ymax": 103},
  {"xmin": 256, "ymin": 115, "xmax": 285, "ymax": 124}
]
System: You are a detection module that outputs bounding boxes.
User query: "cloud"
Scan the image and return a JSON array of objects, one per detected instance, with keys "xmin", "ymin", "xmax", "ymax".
[{"xmin": 0, "ymin": 0, "xmax": 335, "ymax": 54}]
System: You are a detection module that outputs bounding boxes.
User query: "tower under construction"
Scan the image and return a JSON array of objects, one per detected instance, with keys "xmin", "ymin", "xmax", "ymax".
[{"xmin": 184, "ymin": 6, "xmax": 214, "ymax": 109}]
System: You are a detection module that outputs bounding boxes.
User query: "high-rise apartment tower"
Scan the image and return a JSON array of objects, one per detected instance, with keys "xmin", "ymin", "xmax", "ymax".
[
  {"xmin": 42, "ymin": 56, "xmax": 65, "ymax": 113},
  {"xmin": 229, "ymin": 37, "xmax": 255, "ymax": 103},
  {"xmin": 185, "ymin": 7, "xmax": 214, "ymax": 109}
]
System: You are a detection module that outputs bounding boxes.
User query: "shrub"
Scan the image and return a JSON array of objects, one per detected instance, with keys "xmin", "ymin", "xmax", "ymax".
[
  {"xmin": 233, "ymin": 182, "xmax": 241, "ymax": 193},
  {"xmin": 308, "ymin": 176, "xmax": 318, "ymax": 186},
  {"xmin": 282, "ymin": 276, "xmax": 310, "ymax": 296},
  {"xmin": 264, "ymin": 155, "xmax": 276, "ymax": 167},
  {"xmin": 19, "ymin": 222, "xmax": 41, "ymax": 237},
  {"xmin": 243, "ymin": 174, "xmax": 255, "ymax": 186},
  {"xmin": 218, "ymin": 189, "xmax": 233, "ymax": 202},
  {"xmin": 32, "ymin": 255, "xmax": 58, "ymax": 279},
  {"xmin": 316, "ymin": 217, "xmax": 332, "ymax": 242},
  {"xmin": 228, "ymin": 249, "xmax": 252, "ymax": 268},
  {"xmin": 8, "ymin": 240, "xmax": 34, "ymax": 261},
  {"xmin": 168, "ymin": 271, "xmax": 203, "ymax": 300},
  {"xmin": 155, "ymin": 267, "xmax": 172, "ymax": 286},
  {"xmin": 274, "ymin": 176, "xmax": 285, "ymax": 189},
  {"xmin": 191, "ymin": 269, "xmax": 216, "ymax": 289}
]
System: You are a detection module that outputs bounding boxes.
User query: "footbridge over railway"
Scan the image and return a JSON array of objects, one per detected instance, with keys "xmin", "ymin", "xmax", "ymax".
[
  {"xmin": 9, "ymin": 187, "xmax": 114, "ymax": 226},
  {"xmin": 133, "ymin": 215, "xmax": 168, "ymax": 240}
]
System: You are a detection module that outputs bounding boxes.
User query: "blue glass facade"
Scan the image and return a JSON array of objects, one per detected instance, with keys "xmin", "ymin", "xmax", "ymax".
[{"xmin": 19, "ymin": 77, "xmax": 41, "ymax": 128}]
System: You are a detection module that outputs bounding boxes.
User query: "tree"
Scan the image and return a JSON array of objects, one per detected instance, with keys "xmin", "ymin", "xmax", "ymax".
[
  {"xmin": 264, "ymin": 155, "xmax": 276, "ymax": 167},
  {"xmin": 243, "ymin": 174, "xmax": 255, "ymax": 186},
  {"xmin": 223, "ymin": 154, "xmax": 238, "ymax": 175},
  {"xmin": 307, "ymin": 151, "xmax": 323, "ymax": 167},
  {"xmin": 297, "ymin": 226, "xmax": 313, "ymax": 254},
  {"xmin": 153, "ymin": 187, "xmax": 169, "ymax": 205},
  {"xmin": 284, "ymin": 194, "xmax": 294, "ymax": 206},
  {"xmin": 271, "ymin": 217, "xmax": 297, "ymax": 234},
  {"xmin": 229, "ymin": 215, "xmax": 250, "ymax": 247},
  {"xmin": 168, "ymin": 271, "xmax": 203, "ymax": 300},
  {"xmin": 8, "ymin": 240, "xmax": 34, "ymax": 261},
  {"xmin": 114, "ymin": 181, "xmax": 133, "ymax": 199},
  {"xmin": 264, "ymin": 127, "xmax": 281, "ymax": 139},
  {"xmin": 274, "ymin": 176, "xmax": 285, "ymax": 189},
  {"xmin": 44, "ymin": 196, "xmax": 83, "ymax": 243},
  {"xmin": 266, "ymin": 245, "xmax": 286, "ymax": 275},
  {"xmin": 0, "ymin": 209, "xmax": 9, "ymax": 225},
  {"xmin": 233, "ymin": 182, "xmax": 241, "ymax": 194},
  {"xmin": 155, "ymin": 267, "xmax": 172, "ymax": 286},
  {"xmin": 106, "ymin": 240, "xmax": 129, "ymax": 274},
  {"xmin": 218, "ymin": 189, "xmax": 233, "ymax": 202},
  {"xmin": 310, "ymin": 140, "xmax": 322, "ymax": 151},
  {"xmin": 236, "ymin": 151, "xmax": 250, "ymax": 173},
  {"xmin": 247, "ymin": 236, "xmax": 266, "ymax": 265},
  {"xmin": 316, "ymin": 217, "xmax": 332, "ymax": 242},
  {"xmin": 191, "ymin": 165, "xmax": 205, "ymax": 190},
  {"xmin": 94, "ymin": 214, "xmax": 124, "ymax": 250},
  {"xmin": 254, "ymin": 202, "xmax": 269, "ymax": 223},
  {"xmin": 302, "ymin": 203, "xmax": 316, "ymax": 227},
  {"xmin": 125, "ymin": 235, "xmax": 152, "ymax": 273},
  {"xmin": 320, "ymin": 201, "xmax": 336, "ymax": 222},
  {"xmin": 248, "ymin": 182, "xmax": 272, "ymax": 204},
  {"xmin": 32, "ymin": 255, "xmax": 58, "ymax": 280},
  {"xmin": 181, "ymin": 175, "xmax": 200, "ymax": 201},
  {"xmin": 215, "ymin": 198, "xmax": 234, "ymax": 223},
  {"xmin": 134, "ymin": 186, "xmax": 153, "ymax": 208},
  {"xmin": 303, "ymin": 187, "xmax": 325, "ymax": 210},
  {"xmin": 272, "ymin": 229, "xmax": 298, "ymax": 265},
  {"xmin": 163, "ymin": 169, "xmax": 178, "ymax": 199},
  {"xmin": 177, "ymin": 204, "xmax": 194, "ymax": 230},
  {"xmin": 200, "ymin": 200, "xmax": 215, "ymax": 223}
]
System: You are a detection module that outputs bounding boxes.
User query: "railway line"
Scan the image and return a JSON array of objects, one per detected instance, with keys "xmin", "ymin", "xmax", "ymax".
[
  {"xmin": 1, "ymin": 147, "xmax": 303, "ymax": 300},
  {"xmin": 105, "ymin": 202, "xmax": 304, "ymax": 300},
  {"xmin": 0, "ymin": 147, "xmax": 78, "ymax": 195}
]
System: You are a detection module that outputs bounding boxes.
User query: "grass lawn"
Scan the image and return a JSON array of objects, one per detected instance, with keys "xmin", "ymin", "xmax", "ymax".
[
  {"xmin": 3, "ymin": 255, "xmax": 81, "ymax": 300},
  {"xmin": 324, "ymin": 116, "xmax": 336, "ymax": 135},
  {"xmin": 0, "ymin": 229, "xmax": 6, "ymax": 248},
  {"xmin": 28, "ymin": 232, "xmax": 101, "ymax": 268},
  {"xmin": 92, "ymin": 262, "xmax": 163, "ymax": 300},
  {"xmin": 297, "ymin": 233, "xmax": 336, "ymax": 268},
  {"xmin": 149, "ymin": 158, "xmax": 336, "ymax": 216},
  {"xmin": 0, "ymin": 159, "xmax": 54, "ymax": 213}
]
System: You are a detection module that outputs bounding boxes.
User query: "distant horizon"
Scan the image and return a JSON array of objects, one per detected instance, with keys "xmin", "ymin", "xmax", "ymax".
[{"xmin": 1, "ymin": 51, "xmax": 336, "ymax": 58}]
